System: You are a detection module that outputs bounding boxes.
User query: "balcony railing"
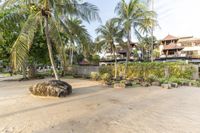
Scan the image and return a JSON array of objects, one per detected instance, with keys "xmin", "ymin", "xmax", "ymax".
[{"xmin": 160, "ymin": 54, "xmax": 200, "ymax": 59}]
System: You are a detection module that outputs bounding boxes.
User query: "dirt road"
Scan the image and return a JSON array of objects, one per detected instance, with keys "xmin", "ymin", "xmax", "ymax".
[{"xmin": 0, "ymin": 78, "xmax": 200, "ymax": 133}]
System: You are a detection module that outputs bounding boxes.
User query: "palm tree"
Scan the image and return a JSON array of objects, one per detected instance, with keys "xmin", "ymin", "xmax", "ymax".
[
  {"xmin": 1, "ymin": 0, "xmax": 100, "ymax": 80},
  {"xmin": 115, "ymin": 0, "xmax": 156, "ymax": 77},
  {"xmin": 139, "ymin": 36, "xmax": 157, "ymax": 60},
  {"xmin": 146, "ymin": 0, "xmax": 156, "ymax": 62},
  {"xmin": 96, "ymin": 19, "xmax": 123, "ymax": 79},
  {"xmin": 61, "ymin": 18, "xmax": 93, "ymax": 66}
]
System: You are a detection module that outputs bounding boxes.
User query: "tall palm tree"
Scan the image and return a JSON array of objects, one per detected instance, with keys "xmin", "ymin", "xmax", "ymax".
[
  {"xmin": 115, "ymin": 0, "xmax": 156, "ymax": 77},
  {"xmin": 96, "ymin": 19, "xmax": 123, "ymax": 79},
  {"xmin": 61, "ymin": 18, "xmax": 93, "ymax": 66},
  {"xmin": 146, "ymin": 0, "xmax": 156, "ymax": 62},
  {"xmin": 1, "ymin": 0, "xmax": 100, "ymax": 80}
]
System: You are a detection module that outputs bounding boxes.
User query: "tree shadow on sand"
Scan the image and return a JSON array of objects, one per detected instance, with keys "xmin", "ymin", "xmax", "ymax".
[{"xmin": 0, "ymin": 85, "xmax": 112, "ymax": 119}]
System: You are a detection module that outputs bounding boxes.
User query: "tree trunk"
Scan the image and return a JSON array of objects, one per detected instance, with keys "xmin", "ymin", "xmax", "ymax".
[
  {"xmin": 22, "ymin": 63, "xmax": 27, "ymax": 79},
  {"xmin": 27, "ymin": 64, "xmax": 36, "ymax": 79},
  {"xmin": 124, "ymin": 31, "xmax": 131, "ymax": 78},
  {"xmin": 113, "ymin": 47, "xmax": 117, "ymax": 79},
  {"xmin": 45, "ymin": 16, "xmax": 60, "ymax": 80},
  {"xmin": 151, "ymin": 29, "xmax": 154, "ymax": 62},
  {"xmin": 71, "ymin": 48, "xmax": 74, "ymax": 65}
]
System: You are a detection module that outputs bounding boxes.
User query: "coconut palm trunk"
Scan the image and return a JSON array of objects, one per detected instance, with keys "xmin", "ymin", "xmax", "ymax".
[
  {"xmin": 45, "ymin": 16, "xmax": 60, "ymax": 80},
  {"xmin": 22, "ymin": 63, "xmax": 27, "ymax": 79},
  {"xmin": 124, "ymin": 31, "xmax": 131, "ymax": 78},
  {"xmin": 71, "ymin": 48, "xmax": 74, "ymax": 65},
  {"xmin": 113, "ymin": 47, "xmax": 117, "ymax": 79}
]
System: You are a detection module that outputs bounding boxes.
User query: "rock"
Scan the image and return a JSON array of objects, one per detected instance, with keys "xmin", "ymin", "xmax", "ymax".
[
  {"xmin": 161, "ymin": 84, "xmax": 172, "ymax": 89},
  {"xmin": 125, "ymin": 80, "xmax": 132, "ymax": 86},
  {"xmin": 171, "ymin": 83, "xmax": 178, "ymax": 88},
  {"xmin": 114, "ymin": 83, "xmax": 126, "ymax": 89},
  {"xmin": 141, "ymin": 82, "xmax": 151, "ymax": 87},
  {"xmin": 29, "ymin": 80, "xmax": 72, "ymax": 97},
  {"xmin": 152, "ymin": 82, "xmax": 160, "ymax": 86},
  {"xmin": 133, "ymin": 79, "xmax": 140, "ymax": 84}
]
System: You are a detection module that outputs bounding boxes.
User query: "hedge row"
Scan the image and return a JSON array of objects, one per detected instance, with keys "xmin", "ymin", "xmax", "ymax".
[{"xmin": 99, "ymin": 62, "xmax": 195, "ymax": 80}]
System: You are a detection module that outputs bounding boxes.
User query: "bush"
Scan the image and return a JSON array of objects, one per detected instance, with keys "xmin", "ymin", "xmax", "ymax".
[
  {"xmin": 90, "ymin": 72, "xmax": 100, "ymax": 81},
  {"xmin": 157, "ymin": 78, "xmax": 168, "ymax": 84},
  {"xmin": 120, "ymin": 80, "xmax": 126, "ymax": 84},
  {"xmin": 146, "ymin": 74, "xmax": 158, "ymax": 83},
  {"xmin": 101, "ymin": 62, "xmax": 195, "ymax": 80},
  {"xmin": 99, "ymin": 66, "xmax": 113, "ymax": 76},
  {"xmin": 0, "ymin": 67, "xmax": 3, "ymax": 72},
  {"xmin": 157, "ymin": 77, "xmax": 193, "ymax": 85},
  {"xmin": 167, "ymin": 77, "xmax": 182, "ymax": 84},
  {"xmin": 101, "ymin": 73, "xmax": 112, "ymax": 82}
]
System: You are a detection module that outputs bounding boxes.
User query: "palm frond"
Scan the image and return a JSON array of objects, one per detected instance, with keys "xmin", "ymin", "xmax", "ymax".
[
  {"xmin": 57, "ymin": 0, "xmax": 101, "ymax": 23},
  {"xmin": 0, "ymin": 6, "xmax": 28, "ymax": 29},
  {"xmin": 11, "ymin": 12, "xmax": 40, "ymax": 70},
  {"xmin": 49, "ymin": 17, "xmax": 67, "ymax": 68}
]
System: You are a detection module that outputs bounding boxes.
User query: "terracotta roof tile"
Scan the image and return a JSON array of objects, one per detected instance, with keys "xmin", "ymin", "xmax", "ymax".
[
  {"xmin": 163, "ymin": 43, "xmax": 183, "ymax": 50},
  {"xmin": 163, "ymin": 34, "xmax": 178, "ymax": 41}
]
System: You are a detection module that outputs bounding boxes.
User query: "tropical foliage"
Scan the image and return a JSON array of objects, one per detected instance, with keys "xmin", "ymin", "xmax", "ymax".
[
  {"xmin": 115, "ymin": 0, "xmax": 157, "ymax": 76},
  {"xmin": 0, "ymin": 0, "xmax": 100, "ymax": 80},
  {"xmin": 100, "ymin": 62, "xmax": 195, "ymax": 80},
  {"xmin": 138, "ymin": 36, "xmax": 157, "ymax": 60},
  {"xmin": 96, "ymin": 19, "xmax": 123, "ymax": 78}
]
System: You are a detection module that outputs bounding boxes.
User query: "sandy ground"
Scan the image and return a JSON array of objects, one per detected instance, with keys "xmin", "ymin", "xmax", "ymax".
[{"xmin": 0, "ymin": 78, "xmax": 200, "ymax": 133}]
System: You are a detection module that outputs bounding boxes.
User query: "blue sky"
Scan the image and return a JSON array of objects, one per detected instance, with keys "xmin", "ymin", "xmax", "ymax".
[{"xmin": 85, "ymin": 0, "xmax": 200, "ymax": 40}]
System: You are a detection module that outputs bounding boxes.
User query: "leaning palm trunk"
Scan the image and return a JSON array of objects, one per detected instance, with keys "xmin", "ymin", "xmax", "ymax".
[{"xmin": 45, "ymin": 16, "xmax": 60, "ymax": 80}]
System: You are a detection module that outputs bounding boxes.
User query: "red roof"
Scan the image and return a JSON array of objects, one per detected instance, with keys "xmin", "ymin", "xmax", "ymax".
[
  {"xmin": 163, "ymin": 34, "xmax": 178, "ymax": 41},
  {"xmin": 79, "ymin": 60, "xmax": 90, "ymax": 65},
  {"xmin": 163, "ymin": 43, "xmax": 183, "ymax": 50}
]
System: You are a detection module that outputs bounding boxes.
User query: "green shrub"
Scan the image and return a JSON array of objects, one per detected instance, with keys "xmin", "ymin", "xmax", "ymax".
[
  {"xmin": 90, "ymin": 72, "xmax": 100, "ymax": 81},
  {"xmin": 101, "ymin": 73, "xmax": 112, "ymax": 82},
  {"xmin": 146, "ymin": 74, "xmax": 158, "ymax": 83},
  {"xmin": 0, "ymin": 67, "xmax": 3, "ymax": 72},
  {"xmin": 157, "ymin": 77, "xmax": 192, "ymax": 85},
  {"xmin": 193, "ymin": 81, "xmax": 200, "ymax": 87},
  {"xmin": 99, "ymin": 66, "xmax": 113, "ymax": 76},
  {"xmin": 104, "ymin": 62, "xmax": 195, "ymax": 80},
  {"xmin": 157, "ymin": 78, "xmax": 168, "ymax": 84},
  {"xmin": 167, "ymin": 77, "xmax": 182, "ymax": 84},
  {"xmin": 120, "ymin": 80, "xmax": 126, "ymax": 84}
]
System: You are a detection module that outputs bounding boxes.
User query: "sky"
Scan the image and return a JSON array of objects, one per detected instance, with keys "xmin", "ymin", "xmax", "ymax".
[{"xmin": 85, "ymin": 0, "xmax": 200, "ymax": 40}]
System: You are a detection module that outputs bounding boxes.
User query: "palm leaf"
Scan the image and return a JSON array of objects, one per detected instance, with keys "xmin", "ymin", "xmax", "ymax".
[
  {"xmin": 49, "ymin": 17, "xmax": 67, "ymax": 68},
  {"xmin": 11, "ymin": 12, "xmax": 40, "ymax": 70}
]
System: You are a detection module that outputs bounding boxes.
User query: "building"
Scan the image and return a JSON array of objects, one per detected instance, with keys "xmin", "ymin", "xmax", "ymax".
[
  {"xmin": 99, "ymin": 42, "xmax": 141, "ymax": 66},
  {"xmin": 156, "ymin": 34, "xmax": 200, "ymax": 63}
]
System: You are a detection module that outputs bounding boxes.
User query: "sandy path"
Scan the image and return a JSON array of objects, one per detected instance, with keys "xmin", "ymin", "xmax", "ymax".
[{"xmin": 0, "ymin": 78, "xmax": 200, "ymax": 133}]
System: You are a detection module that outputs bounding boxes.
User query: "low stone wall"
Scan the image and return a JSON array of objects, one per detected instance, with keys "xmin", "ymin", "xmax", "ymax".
[{"xmin": 68, "ymin": 66, "xmax": 99, "ymax": 76}]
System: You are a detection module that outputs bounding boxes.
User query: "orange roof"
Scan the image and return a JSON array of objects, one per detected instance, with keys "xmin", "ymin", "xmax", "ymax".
[
  {"xmin": 163, "ymin": 43, "xmax": 183, "ymax": 50},
  {"xmin": 79, "ymin": 59, "xmax": 90, "ymax": 65},
  {"xmin": 163, "ymin": 34, "xmax": 178, "ymax": 41}
]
